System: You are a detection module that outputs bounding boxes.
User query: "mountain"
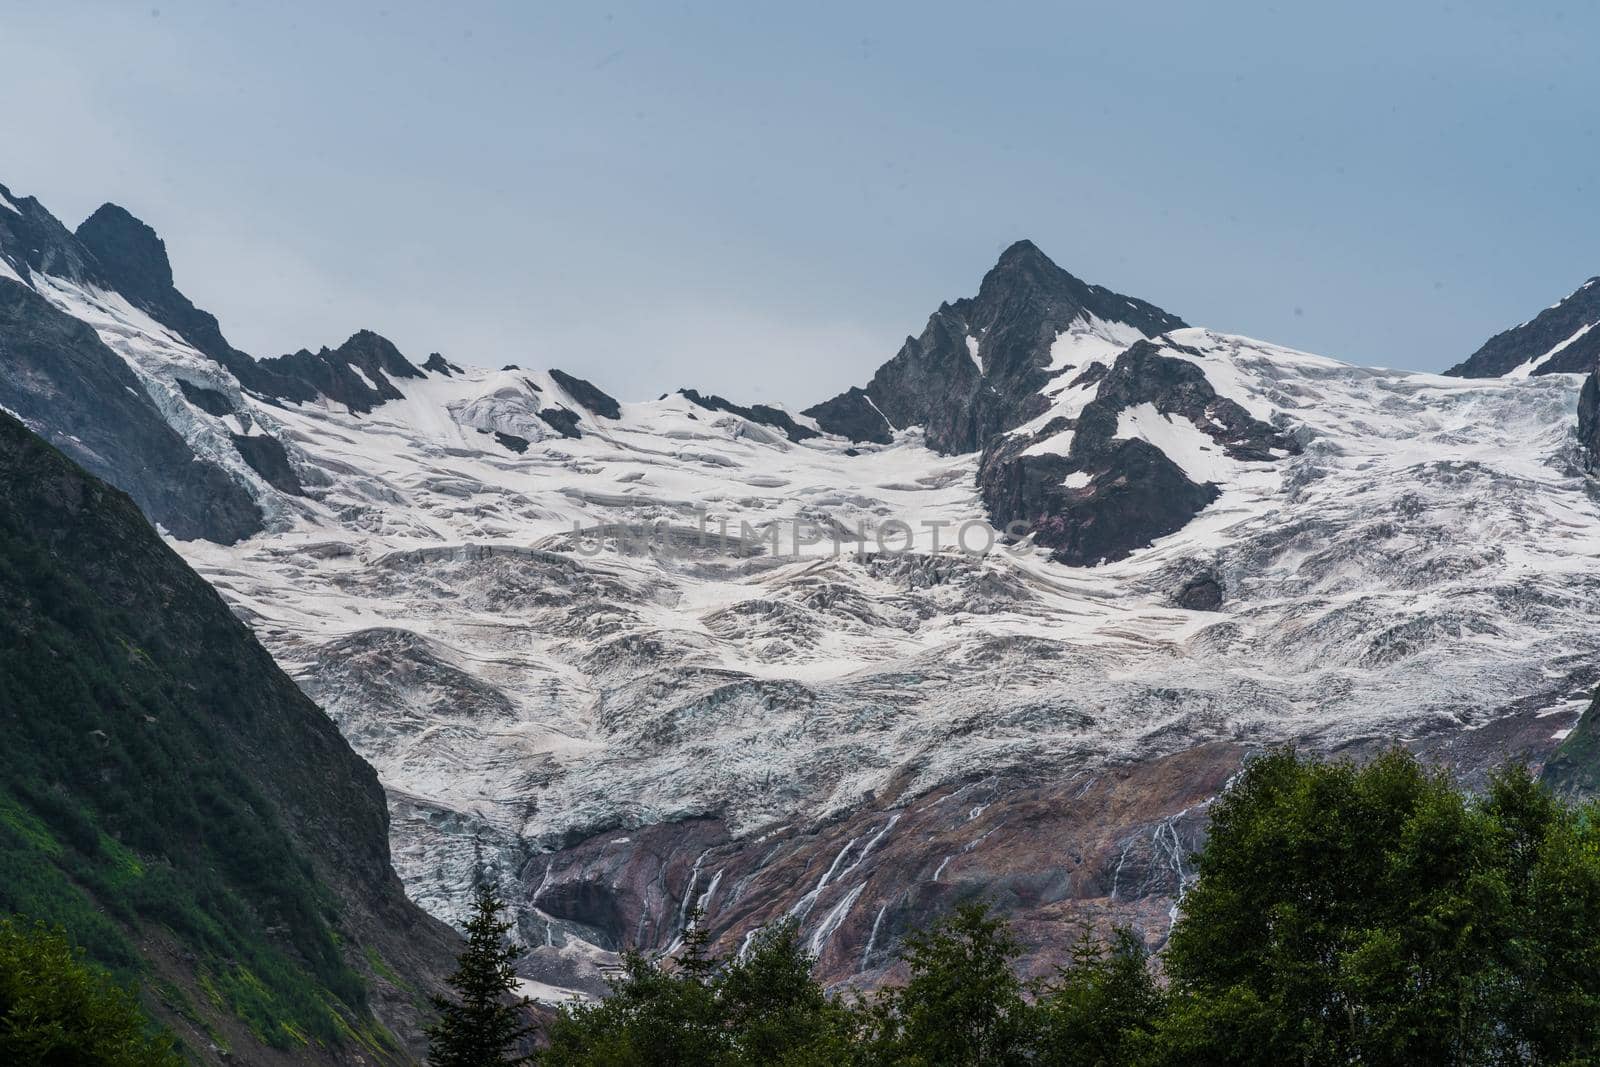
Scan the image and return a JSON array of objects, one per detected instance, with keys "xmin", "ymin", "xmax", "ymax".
[
  {"xmin": 1, "ymin": 180, "xmax": 1597, "ymax": 1000},
  {"xmin": 803, "ymin": 239, "xmax": 1187, "ymax": 454},
  {"xmin": 0, "ymin": 185, "xmax": 264, "ymax": 543},
  {"xmin": 0, "ymin": 408, "xmax": 458, "ymax": 1062},
  {"xmin": 1446, "ymin": 276, "xmax": 1600, "ymax": 378}
]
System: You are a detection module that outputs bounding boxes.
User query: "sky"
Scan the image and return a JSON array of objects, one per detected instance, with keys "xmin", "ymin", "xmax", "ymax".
[{"xmin": 1, "ymin": 1, "xmax": 1596, "ymax": 406}]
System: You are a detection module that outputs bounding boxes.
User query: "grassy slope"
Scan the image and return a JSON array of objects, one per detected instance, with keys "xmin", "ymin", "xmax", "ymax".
[
  {"xmin": 0, "ymin": 411, "xmax": 456, "ymax": 1062},
  {"xmin": 1541, "ymin": 689, "xmax": 1600, "ymax": 797}
]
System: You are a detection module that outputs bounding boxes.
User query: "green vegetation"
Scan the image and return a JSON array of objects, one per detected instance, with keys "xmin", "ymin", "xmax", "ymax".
[
  {"xmin": 537, "ymin": 747, "xmax": 1600, "ymax": 1065},
  {"xmin": 425, "ymin": 883, "xmax": 536, "ymax": 1066},
  {"xmin": 1541, "ymin": 689, "xmax": 1600, "ymax": 795},
  {"xmin": 0, "ymin": 412, "xmax": 403, "ymax": 1056},
  {"xmin": 0, "ymin": 918, "xmax": 180, "ymax": 1066}
]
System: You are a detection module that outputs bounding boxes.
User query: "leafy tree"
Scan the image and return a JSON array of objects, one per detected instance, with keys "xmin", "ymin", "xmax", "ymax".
[
  {"xmin": 862, "ymin": 901, "xmax": 1034, "ymax": 1066},
  {"xmin": 1156, "ymin": 746, "xmax": 1600, "ymax": 1065},
  {"xmin": 426, "ymin": 883, "xmax": 537, "ymax": 1067},
  {"xmin": 0, "ymin": 918, "xmax": 180, "ymax": 1066},
  {"xmin": 1033, "ymin": 927, "xmax": 1161, "ymax": 1067}
]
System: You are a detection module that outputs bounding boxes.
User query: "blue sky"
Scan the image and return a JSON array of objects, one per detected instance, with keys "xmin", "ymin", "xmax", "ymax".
[{"xmin": 3, "ymin": 1, "xmax": 1596, "ymax": 404}]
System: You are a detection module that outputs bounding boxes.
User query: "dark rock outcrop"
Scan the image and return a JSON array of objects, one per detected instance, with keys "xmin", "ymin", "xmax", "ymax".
[
  {"xmin": 231, "ymin": 433, "xmax": 305, "ymax": 495},
  {"xmin": 538, "ymin": 407, "xmax": 583, "ymax": 438},
  {"xmin": 257, "ymin": 329, "xmax": 424, "ymax": 415},
  {"xmin": 801, "ymin": 386, "xmax": 891, "ymax": 445},
  {"xmin": 679, "ymin": 388, "xmax": 819, "ymax": 443},
  {"xmin": 1580, "ymin": 371, "xmax": 1599, "ymax": 473},
  {"xmin": 515, "ymin": 746, "xmax": 1241, "ymax": 994},
  {"xmin": 805, "ymin": 240, "xmax": 1186, "ymax": 453},
  {"xmin": 550, "ymin": 368, "xmax": 621, "ymax": 419},
  {"xmin": 1447, "ymin": 277, "xmax": 1600, "ymax": 377},
  {"xmin": 495, "ymin": 430, "xmax": 531, "ymax": 454},
  {"xmin": 979, "ymin": 341, "xmax": 1299, "ymax": 566},
  {"xmin": 423, "ymin": 352, "xmax": 464, "ymax": 376},
  {"xmin": 175, "ymin": 378, "xmax": 235, "ymax": 417},
  {"xmin": 1177, "ymin": 572, "xmax": 1225, "ymax": 611},
  {"xmin": 0, "ymin": 276, "xmax": 263, "ymax": 543}
]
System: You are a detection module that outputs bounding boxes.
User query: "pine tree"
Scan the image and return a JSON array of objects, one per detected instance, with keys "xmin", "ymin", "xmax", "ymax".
[{"xmin": 426, "ymin": 882, "xmax": 538, "ymax": 1067}]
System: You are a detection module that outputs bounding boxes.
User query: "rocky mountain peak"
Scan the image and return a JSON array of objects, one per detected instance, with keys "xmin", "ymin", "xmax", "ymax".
[
  {"xmin": 0, "ymin": 180, "xmax": 99, "ymax": 284},
  {"xmin": 1448, "ymin": 276, "xmax": 1600, "ymax": 378},
  {"xmin": 333, "ymin": 328, "xmax": 427, "ymax": 381},
  {"xmin": 804, "ymin": 241, "xmax": 1186, "ymax": 454},
  {"xmin": 75, "ymin": 202, "xmax": 175, "ymax": 292}
]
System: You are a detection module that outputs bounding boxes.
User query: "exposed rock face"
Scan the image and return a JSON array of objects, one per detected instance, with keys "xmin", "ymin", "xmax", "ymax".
[
  {"xmin": 1176, "ymin": 572, "xmax": 1225, "ymax": 611},
  {"xmin": 1447, "ymin": 277, "xmax": 1600, "ymax": 377},
  {"xmin": 805, "ymin": 240, "xmax": 1186, "ymax": 454},
  {"xmin": 516, "ymin": 748, "xmax": 1239, "ymax": 993},
  {"xmin": 0, "ymin": 275, "xmax": 264, "ymax": 542},
  {"xmin": 75, "ymin": 202, "xmax": 322, "ymax": 403},
  {"xmin": 538, "ymin": 406, "xmax": 584, "ymax": 438},
  {"xmin": 978, "ymin": 339, "xmax": 1300, "ymax": 565},
  {"xmin": 258, "ymin": 329, "xmax": 425, "ymax": 415},
  {"xmin": 679, "ymin": 388, "xmax": 819, "ymax": 443},
  {"xmin": 800, "ymin": 386, "xmax": 891, "ymax": 444},
  {"xmin": 1581, "ymin": 371, "xmax": 1600, "ymax": 473},
  {"xmin": 423, "ymin": 352, "xmax": 464, "ymax": 376},
  {"xmin": 550, "ymin": 368, "xmax": 622, "ymax": 419},
  {"xmin": 231, "ymin": 432, "xmax": 306, "ymax": 495}
]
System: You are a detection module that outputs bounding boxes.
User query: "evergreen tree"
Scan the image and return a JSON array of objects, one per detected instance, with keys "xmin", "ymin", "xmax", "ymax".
[
  {"xmin": 863, "ymin": 901, "xmax": 1034, "ymax": 1066},
  {"xmin": 0, "ymin": 918, "xmax": 180, "ymax": 1066},
  {"xmin": 543, "ymin": 913, "xmax": 857, "ymax": 1066},
  {"xmin": 426, "ymin": 883, "xmax": 537, "ymax": 1067},
  {"xmin": 1034, "ymin": 927, "xmax": 1161, "ymax": 1066}
]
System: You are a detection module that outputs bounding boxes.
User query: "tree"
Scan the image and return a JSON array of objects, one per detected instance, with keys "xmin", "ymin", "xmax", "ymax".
[
  {"xmin": 426, "ymin": 883, "xmax": 537, "ymax": 1067},
  {"xmin": 543, "ymin": 912, "xmax": 857, "ymax": 1066},
  {"xmin": 863, "ymin": 901, "xmax": 1034, "ymax": 1066},
  {"xmin": 1033, "ymin": 927, "xmax": 1161, "ymax": 1067},
  {"xmin": 0, "ymin": 918, "xmax": 180, "ymax": 1066},
  {"xmin": 717, "ymin": 921, "xmax": 859, "ymax": 1066},
  {"xmin": 1155, "ymin": 746, "xmax": 1600, "ymax": 1064}
]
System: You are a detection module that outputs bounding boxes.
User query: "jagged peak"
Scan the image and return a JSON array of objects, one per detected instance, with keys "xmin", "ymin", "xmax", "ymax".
[
  {"xmin": 994, "ymin": 237, "xmax": 1049, "ymax": 266},
  {"xmin": 1447, "ymin": 274, "xmax": 1600, "ymax": 378},
  {"xmin": 76, "ymin": 203, "xmax": 174, "ymax": 289},
  {"xmin": 422, "ymin": 352, "xmax": 463, "ymax": 376},
  {"xmin": 327, "ymin": 329, "xmax": 425, "ymax": 380}
]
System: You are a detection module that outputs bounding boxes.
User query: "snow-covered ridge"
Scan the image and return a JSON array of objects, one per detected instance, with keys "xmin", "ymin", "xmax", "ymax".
[
  {"xmin": 51, "ymin": 267, "xmax": 1600, "ymax": 896},
  {"xmin": 4, "ymin": 188, "xmax": 1598, "ymax": 987}
]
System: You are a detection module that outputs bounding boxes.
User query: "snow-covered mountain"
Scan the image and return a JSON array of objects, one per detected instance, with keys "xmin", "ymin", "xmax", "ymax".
[{"xmin": 2, "ymin": 180, "xmax": 1597, "ymax": 995}]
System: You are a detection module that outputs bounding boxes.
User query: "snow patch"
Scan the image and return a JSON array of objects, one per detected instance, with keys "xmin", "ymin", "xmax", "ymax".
[{"xmin": 1115, "ymin": 403, "xmax": 1233, "ymax": 483}]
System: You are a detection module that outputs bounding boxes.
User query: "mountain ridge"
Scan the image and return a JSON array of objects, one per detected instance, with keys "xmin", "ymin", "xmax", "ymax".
[
  {"xmin": 2, "ymin": 177, "xmax": 1598, "ymax": 1001},
  {"xmin": 1447, "ymin": 276, "xmax": 1600, "ymax": 378},
  {"xmin": 803, "ymin": 239, "xmax": 1188, "ymax": 454}
]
